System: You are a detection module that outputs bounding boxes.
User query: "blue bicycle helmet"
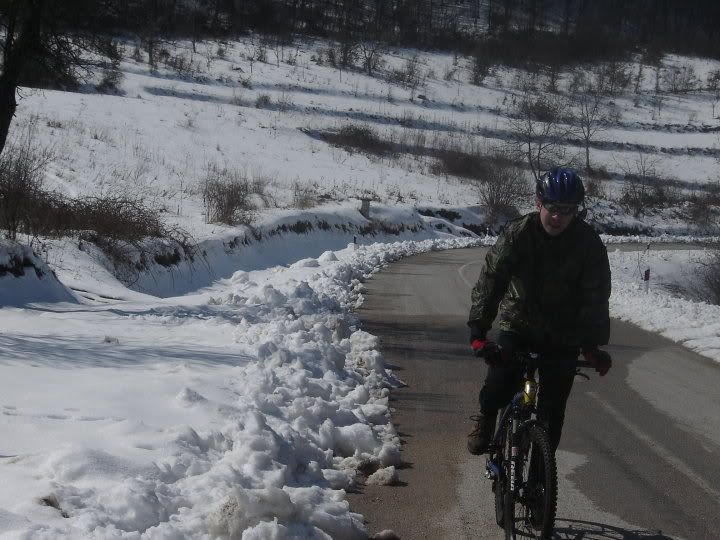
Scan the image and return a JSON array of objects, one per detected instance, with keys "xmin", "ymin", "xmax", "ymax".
[{"xmin": 536, "ymin": 167, "xmax": 585, "ymax": 205}]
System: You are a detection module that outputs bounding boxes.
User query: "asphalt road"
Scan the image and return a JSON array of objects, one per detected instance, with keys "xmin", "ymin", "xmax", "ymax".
[{"xmin": 347, "ymin": 246, "xmax": 720, "ymax": 540}]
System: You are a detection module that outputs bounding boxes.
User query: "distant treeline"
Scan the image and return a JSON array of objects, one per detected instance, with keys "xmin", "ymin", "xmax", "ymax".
[{"xmin": 74, "ymin": 1, "xmax": 720, "ymax": 59}]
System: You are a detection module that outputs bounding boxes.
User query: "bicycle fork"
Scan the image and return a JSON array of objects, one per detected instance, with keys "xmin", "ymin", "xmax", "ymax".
[
  {"xmin": 509, "ymin": 418, "xmax": 518, "ymax": 494},
  {"xmin": 485, "ymin": 417, "xmax": 519, "ymax": 489}
]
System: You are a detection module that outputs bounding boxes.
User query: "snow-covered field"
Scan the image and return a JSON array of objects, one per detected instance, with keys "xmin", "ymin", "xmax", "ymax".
[{"xmin": 2, "ymin": 35, "xmax": 720, "ymax": 538}]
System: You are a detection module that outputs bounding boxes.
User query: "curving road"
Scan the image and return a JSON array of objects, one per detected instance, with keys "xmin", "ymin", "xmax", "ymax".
[{"xmin": 347, "ymin": 246, "xmax": 720, "ymax": 540}]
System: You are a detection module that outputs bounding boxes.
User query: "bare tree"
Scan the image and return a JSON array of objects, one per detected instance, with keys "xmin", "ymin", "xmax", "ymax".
[
  {"xmin": 0, "ymin": 0, "xmax": 113, "ymax": 154},
  {"xmin": 616, "ymin": 152, "xmax": 661, "ymax": 217},
  {"xmin": 507, "ymin": 93, "xmax": 576, "ymax": 181},
  {"xmin": 572, "ymin": 85, "xmax": 607, "ymax": 172},
  {"xmin": 358, "ymin": 37, "xmax": 386, "ymax": 77}
]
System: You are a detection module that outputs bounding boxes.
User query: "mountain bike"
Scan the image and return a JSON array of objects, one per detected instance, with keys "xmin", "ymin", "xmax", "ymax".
[{"xmin": 483, "ymin": 351, "xmax": 593, "ymax": 540}]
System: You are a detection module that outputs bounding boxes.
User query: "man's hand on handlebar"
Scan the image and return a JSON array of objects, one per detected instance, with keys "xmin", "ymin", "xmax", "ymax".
[
  {"xmin": 470, "ymin": 339, "xmax": 504, "ymax": 366},
  {"xmin": 582, "ymin": 348, "xmax": 612, "ymax": 376}
]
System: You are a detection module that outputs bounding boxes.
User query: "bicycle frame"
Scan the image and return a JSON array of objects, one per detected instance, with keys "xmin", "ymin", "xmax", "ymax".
[{"xmin": 485, "ymin": 352, "xmax": 542, "ymax": 492}]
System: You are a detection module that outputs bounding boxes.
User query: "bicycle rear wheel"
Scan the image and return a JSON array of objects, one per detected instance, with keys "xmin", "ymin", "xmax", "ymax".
[{"xmin": 515, "ymin": 424, "xmax": 558, "ymax": 539}]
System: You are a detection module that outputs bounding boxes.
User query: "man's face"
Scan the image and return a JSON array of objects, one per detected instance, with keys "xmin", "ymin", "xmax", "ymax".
[{"xmin": 536, "ymin": 198, "xmax": 577, "ymax": 236}]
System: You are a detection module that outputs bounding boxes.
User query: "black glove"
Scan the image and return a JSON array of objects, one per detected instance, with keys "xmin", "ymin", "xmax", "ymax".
[{"xmin": 582, "ymin": 348, "xmax": 612, "ymax": 376}]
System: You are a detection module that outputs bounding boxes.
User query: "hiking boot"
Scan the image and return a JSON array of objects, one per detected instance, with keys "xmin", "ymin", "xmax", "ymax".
[{"xmin": 467, "ymin": 413, "xmax": 496, "ymax": 455}]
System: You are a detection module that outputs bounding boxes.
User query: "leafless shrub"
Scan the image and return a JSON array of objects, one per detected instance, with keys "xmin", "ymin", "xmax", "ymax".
[
  {"xmin": 255, "ymin": 93, "xmax": 272, "ymax": 109},
  {"xmin": 584, "ymin": 167, "xmax": 611, "ymax": 200},
  {"xmin": 706, "ymin": 69, "xmax": 720, "ymax": 92},
  {"xmin": 322, "ymin": 125, "xmax": 393, "ymax": 156},
  {"xmin": 75, "ymin": 193, "xmax": 165, "ymax": 241},
  {"xmin": 471, "ymin": 159, "xmax": 528, "ymax": 225},
  {"xmin": 326, "ymin": 41, "xmax": 357, "ymax": 69},
  {"xmin": 276, "ymin": 92, "xmax": 294, "ymax": 112},
  {"xmin": 202, "ymin": 164, "xmax": 255, "ymax": 225},
  {"xmin": 431, "ymin": 148, "xmax": 495, "ymax": 179},
  {"xmin": 0, "ymin": 127, "xmax": 196, "ymax": 277},
  {"xmin": 686, "ymin": 182, "xmax": 720, "ymax": 227},
  {"xmin": 0, "ymin": 137, "xmax": 54, "ymax": 239},
  {"xmin": 661, "ymin": 65, "xmax": 698, "ymax": 93},
  {"xmin": 470, "ymin": 53, "xmax": 492, "ymax": 86},
  {"xmin": 690, "ymin": 250, "xmax": 720, "ymax": 305},
  {"xmin": 132, "ymin": 45, "xmax": 143, "ymax": 63},
  {"xmin": 443, "ymin": 63, "xmax": 457, "ymax": 81},
  {"xmin": 253, "ymin": 42, "xmax": 268, "ymax": 63},
  {"xmin": 592, "ymin": 61, "xmax": 631, "ymax": 96},
  {"xmin": 616, "ymin": 152, "xmax": 679, "ymax": 217},
  {"xmin": 391, "ymin": 55, "xmax": 422, "ymax": 90},
  {"xmin": 163, "ymin": 53, "xmax": 198, "ymax": 77},
  {"xmin": 292, "ymin": 181, "xmax": 319, "ymax": 209},
  {"xmin": 96, "ymin": 57, "xmax": 123, "ymax": 94},
  {"xmin": 566, "ymin": 71, "xmax": 588, "ymax": 94}
]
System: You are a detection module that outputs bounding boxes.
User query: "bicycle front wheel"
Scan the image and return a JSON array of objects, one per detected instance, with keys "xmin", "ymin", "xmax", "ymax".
[{"xmin": 515, "ymin": 424, "xmax": 558, "ymax": 539}]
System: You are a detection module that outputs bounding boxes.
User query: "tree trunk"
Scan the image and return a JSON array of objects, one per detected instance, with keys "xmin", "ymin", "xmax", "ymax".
[
  {"xmin": 585, "ymin": 141, "xmax": 591, "ymax": 172},
  {"xmin": 0, "ymin": 78, "xmax": 18, "ymax": 155}
]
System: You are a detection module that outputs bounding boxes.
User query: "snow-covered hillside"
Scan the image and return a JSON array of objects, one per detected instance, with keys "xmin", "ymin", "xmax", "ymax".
[{"xmin": 15, "ymin": 37, "xmax": 720, "ymax": 243}]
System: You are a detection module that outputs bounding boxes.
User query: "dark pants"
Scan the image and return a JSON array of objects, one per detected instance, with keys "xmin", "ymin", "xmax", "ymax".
[{"xmin": 479, "ymin": 332, "xmax": 578, "ymax": 450}]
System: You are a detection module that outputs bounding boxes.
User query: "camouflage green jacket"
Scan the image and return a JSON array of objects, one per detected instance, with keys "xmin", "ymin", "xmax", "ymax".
[{"xmin": 468, "ymin": 212, "xmax": 611, "ymax": 348}]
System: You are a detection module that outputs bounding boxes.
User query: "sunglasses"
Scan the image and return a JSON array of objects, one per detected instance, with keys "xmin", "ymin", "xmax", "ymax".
[{"xmin": 542, "ymin": 203, "xmax": 578, "ymax": 216}]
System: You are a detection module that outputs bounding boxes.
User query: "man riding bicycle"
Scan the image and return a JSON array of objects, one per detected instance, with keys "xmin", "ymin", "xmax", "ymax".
[{"xmin": 467, "ymin": 167, "xmax": 612, "ymax": 455}]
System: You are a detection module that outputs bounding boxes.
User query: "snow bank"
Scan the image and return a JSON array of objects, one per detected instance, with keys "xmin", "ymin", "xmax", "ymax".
[
  {"xmin": 0, "ymin": 237, "xmax": 479, "ymax": 539},
  {"xmin": 608, "ymin": 248, "xmax": 720, "ymax": 363},
  {"xmin": 0, "ymin": 241, "xmax": 77, "ymax": 306}
]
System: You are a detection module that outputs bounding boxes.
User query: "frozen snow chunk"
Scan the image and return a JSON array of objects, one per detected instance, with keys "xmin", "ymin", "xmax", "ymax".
[
  {"xmin": 97, "ymin": 478, "xmax": 169, "ymax": 532},
  {"xmin": 103, "ymin": 335, "xmax": 119, "ymax": 344},
  {"xmin": 358, "ymin": 403, "xmax": 388, "ymax": 424},
  {"xmin": 373, "ymin": 530, "xmax": 400, "ymax": 539},
  {"xmin": 318, "ymin": 250, "xmax": 339, "ymax": 263},
  {"xmin": 335, "ymin": 423, "xmax": 379, "ymax": 456},
  {"xmin": 176, "ymin": 387, "xmax": 207, "ymax": 407},
  {"xmin": 290, "ymin": 280, "xmax": 316, "ymax": 299},
  {"xmin": 291, "ymin": 257, "xmax": 320, "ymax": 268},
  {"xmin": 209, "ymin": 487, "xmax": 294, "ymax": 538},
  {"xmin": 346, "ymin": 385, "xmax": 370, "ymax": 405},
  {"xmin": 262, "ymin": 285, "xmax": 288, "ymax": 307},
  {"xmin": 321, "ymin": 468, "xmax": 355, "ymax": 489},
  {"xmin": 349, "ymin": 330, "xmax": 378, "ymax": 351},
  {"xmin": 289, "ymin": 298, "xmax": 316, "ymax": 316},
  {"xmin": 378, "ymin": 443, "xmax": 401, "ymax": 466},
  {"xmin": 359, "ymin": 350, "xmax": 385, "ymax": 372},
  {"xmin": 240, "ymin": 518, "xmax": 291, "ymax": 539},
  {"xmin": 366, "ymin": 466, "xmax": 398, "ymax": 486}
]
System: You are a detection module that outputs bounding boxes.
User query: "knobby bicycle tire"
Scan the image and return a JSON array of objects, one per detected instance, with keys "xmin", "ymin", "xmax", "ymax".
[
  {"xmin": 518, "ymin": 425, "xmax": 558, "ymax": 539},
  {"xmin": 493, "ymin": 410, "xmax": 510, "ymax": 528},
  {"xmin": 501, "ymin": 423, "xmax": 558, "ymax": 540}
]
